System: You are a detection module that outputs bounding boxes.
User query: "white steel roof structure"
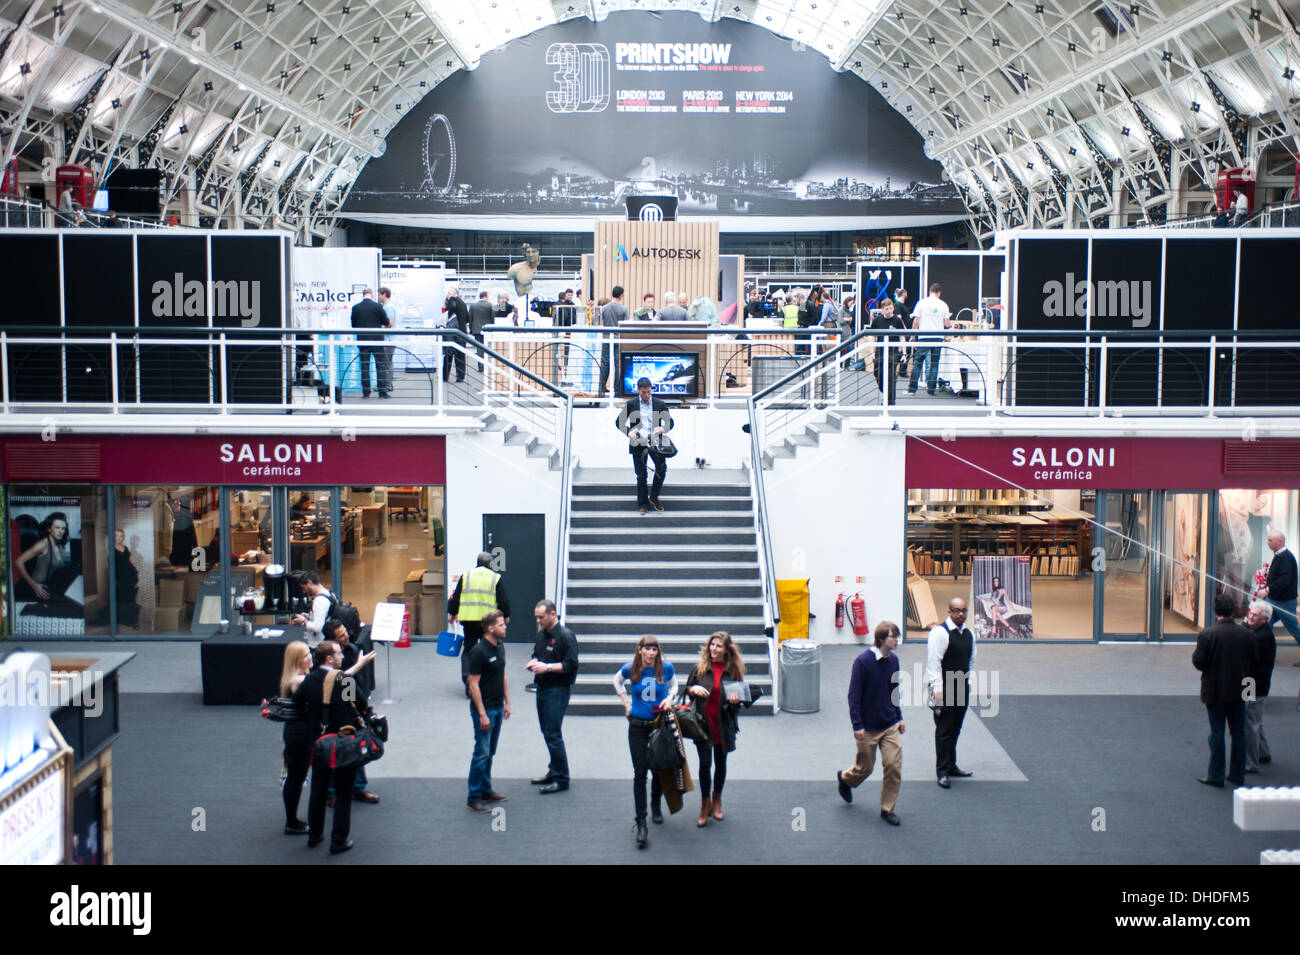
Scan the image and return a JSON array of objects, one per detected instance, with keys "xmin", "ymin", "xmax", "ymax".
[{"xmin": 1, "ymin": 0, "xmax": 1296, "ymax": 242}]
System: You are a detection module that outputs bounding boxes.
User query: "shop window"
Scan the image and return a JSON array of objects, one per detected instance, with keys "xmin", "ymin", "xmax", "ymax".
[
  {"xmin": 1216, "ymin": 489, "xmax": 1298, "ymax": 616},
  {"xmin": 8, "ymin": 486, "xmax": 108, "ymax": 637},
  {"xmin": 906, "ymin": 487, "xmax": 1094, "ymax": 640}
]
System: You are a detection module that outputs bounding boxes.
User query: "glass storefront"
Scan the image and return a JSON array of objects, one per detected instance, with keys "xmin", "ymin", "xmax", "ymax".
[{"xmin": 908, "ymin": 484, "xmax": 1300, "ymax": 641}]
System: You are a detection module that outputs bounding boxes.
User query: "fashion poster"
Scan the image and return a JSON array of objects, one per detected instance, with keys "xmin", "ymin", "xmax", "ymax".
[
  {"xmin": 9, "ymin": 495, "xmax": 86, "ymax": 636},
  {"xmin": 1169, "ymin": 493, "xmax": 1205, "ymax": 627},
  {"xmin": 1216, "ymin": 488, "xmax": 1290, "ymax": 615},
  {"xmin": 970, "ymin": 556, "xmax": 1032, "ymax": 640}
]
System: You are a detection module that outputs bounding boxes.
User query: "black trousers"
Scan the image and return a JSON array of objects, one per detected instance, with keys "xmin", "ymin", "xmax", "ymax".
[
  {"xmin": 696, "ymin": 742, "xmax": 728, "ymax": 799},
  {"xmin": 873, "ymin": 349, "xmax": 901, "ymax": 403},
  {"xmin": 933, "ymin": 696, "xmax": 968, "ymax": 777},
  {"xmin": 459, "ymin": 620, "xmax": 485, "ymax": 681},
  {"xmin": 283, "ymin": 736, "xmax": 314, "ymax": 826},
  {"xmin": 632, "ymin": 447, "xmax": 667, "ymax": 508},
  {"xmin": 628, "ymin": 719, "xmax": 663, "ymax": 822},
  {"xmin": 443, "ymin": 348, "xmax": 466, "ymax": 382},
  {"xmin": 308, "ymin": 750, "xmax": 358, "ymax": 846}
]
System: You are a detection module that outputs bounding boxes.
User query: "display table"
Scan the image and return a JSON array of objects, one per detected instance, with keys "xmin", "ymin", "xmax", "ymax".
[
  {"xmin": 201, "ymin": 624, "xmax": 306, "ymax": 705},
  {"xmin": 936, "ymin": 340, "xmax": 999, "ymax": 399},
  {"xmin": 291, "ymin": 535, "xmax": 328, "ymax": 572}
]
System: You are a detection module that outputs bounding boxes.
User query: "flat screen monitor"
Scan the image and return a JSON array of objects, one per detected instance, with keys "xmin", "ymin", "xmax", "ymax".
[
  {"xmin": 92, "ymin": 189, "xmax": 109, "ymax": 212},
  {"xmin": 619, "ymin": 352, "xmax": 698, "ymax": 398}
]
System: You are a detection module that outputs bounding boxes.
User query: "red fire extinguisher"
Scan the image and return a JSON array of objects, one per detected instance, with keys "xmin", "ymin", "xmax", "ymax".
[
  {"xmin": 849, "ymin": 593, "xmax": 869, "ymax": 637},
  {"xmin": 834, "ymin": 593, "xmax": 846, "ymax": 629}
]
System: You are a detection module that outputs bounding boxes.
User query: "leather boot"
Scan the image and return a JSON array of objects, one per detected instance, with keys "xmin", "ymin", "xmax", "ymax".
[
  {"xmin": 712, "ymin": 794, "xmax": 724, "ymax": 821},
  {"xmin": 696, "ymin": 796, "xmax": 712, "ymax": 827},
  {"xmin": 635, "ymin": 819, "xmax": 648, "ymax": 848}
]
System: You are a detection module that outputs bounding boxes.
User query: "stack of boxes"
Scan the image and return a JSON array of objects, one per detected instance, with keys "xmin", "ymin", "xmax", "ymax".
[{"xmin": 155, "ymin": 576, "xmax": 184, "ymax": 632}]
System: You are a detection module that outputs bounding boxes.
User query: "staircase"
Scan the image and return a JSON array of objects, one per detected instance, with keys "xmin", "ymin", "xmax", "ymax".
[
  {"xmin": 563, "ymin": 468, "xmax": 775, "ymax": 715},
  {"xmin": 479, "ymin": 411, "xmax": 563, "ymax": 470},
  {"xmin": 760, "ymin": 411, "xmax": 844, "ymax": 470}
]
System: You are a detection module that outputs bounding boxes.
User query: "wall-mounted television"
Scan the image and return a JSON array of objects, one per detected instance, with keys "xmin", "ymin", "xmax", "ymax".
[{"xmin": 619, "ymin": 352, "xmax": 698, "ymax": 398}]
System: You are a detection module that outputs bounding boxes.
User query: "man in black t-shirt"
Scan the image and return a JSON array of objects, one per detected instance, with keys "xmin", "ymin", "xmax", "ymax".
[
  {"xmin": 526, "ymin": 599, "xmax": 580, "ymax": 792},
  {"xmin": 466, "ymin": 610, "xmax": 510, "ymax": 811},
  {"xmin": 869, "ymin": 298, "xmax": 909, "ymax": 404}
]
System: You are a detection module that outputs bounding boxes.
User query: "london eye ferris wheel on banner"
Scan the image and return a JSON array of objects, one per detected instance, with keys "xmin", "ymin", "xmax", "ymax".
[{"xmin": 419, "ymin": 114, "xmax": 456, "ymax": 196}]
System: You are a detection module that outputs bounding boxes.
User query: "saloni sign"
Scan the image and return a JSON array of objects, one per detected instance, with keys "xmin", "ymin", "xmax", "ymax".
[
  {"xmin": 904, "ymin": 437, "xmax": 1300, "ymax": 489},
  {"xmin": 0, "ymin": 435, "xmax": 446, "ymax": 486}
]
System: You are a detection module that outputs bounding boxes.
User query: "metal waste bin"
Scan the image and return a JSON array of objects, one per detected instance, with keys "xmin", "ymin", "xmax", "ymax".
[{"xmin": 779, "ymin": 639, "xmax": 820, "ymax": 713}]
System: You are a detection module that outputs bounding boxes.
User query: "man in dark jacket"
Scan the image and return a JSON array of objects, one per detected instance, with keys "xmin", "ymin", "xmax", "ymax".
[
  {"xmin": 837, "ymin": 620, "xmax": 905, "ymax": 825},
  {"xmin": 1243, "ymin": 599, "xmax": 1276, "ymax": 773},
  {"xmin": 616, "ymin": 377, "xmax": 674, "ymax": 515},
  {"xmin": 296, "ymin": 640, "xmax": 370, "ymax": 853},
  {"xmin": 526, "ymin": 599, "xmax": 579, "ymax": 793},
  {"xmin": 350, "ymin": 287, "xmax": 392, "ymax": 398},
  {"xmin": 443, "ymin": 287, "xmax": 471, "ymax": 382},
  {"xmin": 1191, "ymin": 592, "xmax": 1257, "ymax": 788},
  {"xmin": 1261, "ymin": 531, "xmax": 1300, "ymax": 649}
]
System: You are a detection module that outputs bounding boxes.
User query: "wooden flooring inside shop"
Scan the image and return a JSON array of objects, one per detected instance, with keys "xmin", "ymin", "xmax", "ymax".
[
  {"xmin": 319, "ymin": 514, "xmax": 445, "ymax": 635},
  {"xmin": 907, "ymin": 574, "xmax": 1201, "ymax": 642}
]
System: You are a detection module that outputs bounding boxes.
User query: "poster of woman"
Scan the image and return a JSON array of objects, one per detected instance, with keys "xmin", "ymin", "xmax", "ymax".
[
  {"xmin": 1170, "ymin": 493, "xmax": 1204, "ymax": 626},
  {"xmin": 970, "ymin": 556, "xmax": 1033, "ymax": 640},
  {"xmin": 10, "ymin": 495, "xmax": 85, "ymax": 636}
]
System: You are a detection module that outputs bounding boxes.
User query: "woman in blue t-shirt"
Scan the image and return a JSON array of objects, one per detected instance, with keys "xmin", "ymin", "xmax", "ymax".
[{"xmin": 613, "ymin": 635, "xmax": 678, "ymax": 848}]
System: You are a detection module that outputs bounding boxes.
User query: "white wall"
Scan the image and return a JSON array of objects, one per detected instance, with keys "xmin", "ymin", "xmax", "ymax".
[
  {"xmin": 766, "ymin": 430, "xmax": 907, "ymax": 645},
  {"xmin": 444, "ymin": 431, "xmax": 562, "ymax": 598},
  {"xmin": 570, "ymin": 406, "xmax": 750, "ymax": 469}
]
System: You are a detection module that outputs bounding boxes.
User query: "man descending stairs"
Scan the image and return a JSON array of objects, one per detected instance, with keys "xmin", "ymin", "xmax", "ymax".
[{"xmin": 562, "ymin": 468, "xmax": 774, "ymax": 715}]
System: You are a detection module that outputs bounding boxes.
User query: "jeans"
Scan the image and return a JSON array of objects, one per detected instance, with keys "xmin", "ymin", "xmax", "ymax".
[
  {"xmin": 1244, "ymin": 699, "xmax": 1270, "ymax": 771},
  {"xmin": 537, "ymin": 684, "xmax": 571, "ymax": 786},
  {"xmin": 1268, "ymin": 598, "xmax": 1300, "ymax": 648},
  {"xmin": 632, "ymin": 447, "xmax": 667, "ymax": 508},
  {"xmin": 468, "ymin": 704, "xmax": 504, "ymax": 800},
  {"xmin": 909, "ymin": 343, "xmax": 941, "ymax": 394},
  {"xmin": 696, "ymin": 742, "xmax": 727, "ymax": 800},
  {"xmin": 358, "ymin": 344, "xmax": 392, "ymax": 395},
  {"xmin": 1206, "ymin": 701, "xmax": 1246, "ymax": 783},
  {"xmin": 628, "ymin": 719, "xmax": 663, "ymax": 822}
]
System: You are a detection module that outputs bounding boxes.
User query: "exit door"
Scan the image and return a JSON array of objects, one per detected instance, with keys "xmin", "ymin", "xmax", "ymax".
[{"xmin": 483, "ymin": 514, "xmax": 545, "ymax": 644}]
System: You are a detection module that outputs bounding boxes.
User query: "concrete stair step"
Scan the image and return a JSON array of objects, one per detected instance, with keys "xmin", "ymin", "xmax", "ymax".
[
  {"xmin": 571, "ymin": 497, "xmax": 752, "ymax": 512},
  {"xmin": 566, "ymin": 582, "xmax": 763, "ymax": 598},
  {"xmin": 574, "ymin": 484, "xmax": 751, "ymax": 497},
  {"xmin": 567, "ymin": 546, "xmax": 758, "ymax": 562},
  {"xmin": 575, "ymin": 634, "xmax": 770, "ymax": 654},
  {"xmin": 570, "ymin": 531, "xmax": 756, "ymax": 545},
  {"xmin": 579, "ymin": 652, "xmax": 771, "ymax": 675},
  {"xmin": 567, "ymin": 563, "xmax": 761, "ymax": 580},
  {"xmin": 570, "ymin": 514, "xmax": 755, "ymax": 528},
  {"xmin": 573, "ymin": 673, "xmax": 773, "ymax": 697},
  {"xmin": 565, "ymin": 617, "xmax": 767, "ymax": 634}
]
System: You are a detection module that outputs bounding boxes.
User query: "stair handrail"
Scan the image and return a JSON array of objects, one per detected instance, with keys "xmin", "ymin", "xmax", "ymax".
[
  {"xmin": 554, "ymin": 395, "xmax": 576, "ymax": 620},
  {"xmin": 746, "ymin": 392, "xmax": 782, "ymax": 711}
]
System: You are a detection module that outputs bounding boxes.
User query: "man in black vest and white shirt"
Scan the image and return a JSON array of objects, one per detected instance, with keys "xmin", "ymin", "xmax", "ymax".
[{"xmin": 926, "ymin": 597, "xmax": 976, "ymax": 788}]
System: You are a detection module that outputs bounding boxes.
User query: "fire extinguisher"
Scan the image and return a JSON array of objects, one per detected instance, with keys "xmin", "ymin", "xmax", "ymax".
[
  {"xmin": 834, "ymin": 593, "xmax": 846, "ymax": 629},
  {"xmin": 849, "ymin": 593, "xmax": 869, "ymax": 637}
]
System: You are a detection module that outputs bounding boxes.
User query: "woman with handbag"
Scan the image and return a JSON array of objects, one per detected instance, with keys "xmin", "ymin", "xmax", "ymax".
[
  {"xmin": 279, "ymin": 641, "xmax": 314, "ymax": 835},
  {"xmin": 612, "ymin": 635, "xmax": 678, "ymax": 848},
  {"xmin": 685, "ymin": 631, "xmax": 746, "ymax": 827}
]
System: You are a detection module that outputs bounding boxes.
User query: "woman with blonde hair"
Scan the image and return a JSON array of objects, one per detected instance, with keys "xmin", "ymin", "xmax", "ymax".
[
  {"xmin": 613, "ymin": 635, "xmax": 678, "ymax": 848},
  {"xmin": 684, "ymin": 631, "xmax": 746, "ymax": 826},
  {"xmin": 279, "ymin": 640, "xmax": 315, "ymax": 835}
]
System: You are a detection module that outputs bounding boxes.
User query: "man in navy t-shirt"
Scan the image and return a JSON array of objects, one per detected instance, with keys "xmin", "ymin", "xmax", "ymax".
[{"xmin": 836, "ymin": 620, "xmax": 906, "ymax": 825}]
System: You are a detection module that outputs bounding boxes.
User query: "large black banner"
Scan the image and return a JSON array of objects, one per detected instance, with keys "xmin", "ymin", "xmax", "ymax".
[{"xmin": 344, "ymin": 13, "xmax": 964, "ymax": 223}]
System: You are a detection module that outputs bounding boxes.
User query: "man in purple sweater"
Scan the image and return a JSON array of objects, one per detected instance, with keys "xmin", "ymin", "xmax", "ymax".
[{"xmin": 836, "ymin": 620, "xmax": 906, "ymax": 825}]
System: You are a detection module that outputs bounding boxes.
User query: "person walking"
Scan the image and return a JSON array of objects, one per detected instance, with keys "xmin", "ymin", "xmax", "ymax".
[
  {"xmin": 837, "ymin": 621, "xmax": 905, "ymax": 825},
  {"xmin": 613, "ymin": 635, "xmax": 678, "ymax": 848},
  {"xmin": 278, "ymin": 640, "xmax": 314, "ymax": 835},
  {"xmin": 617, "ymin": 377, "xmax": 674, "ymax": 516},
  {"xmin": 684, "ymin": 631, "xmax": 746, "ymax": 827},
  {"xmin": 1192, "ymin": 592, "xmax": 1257, "ymax": 787},
  {"xmin": 526, "ymin": 599, "xmax": 579, "ymax": 793},
  {"xmin": 466, "ymin": 610, "xmax": 511, "ymax": 811}
]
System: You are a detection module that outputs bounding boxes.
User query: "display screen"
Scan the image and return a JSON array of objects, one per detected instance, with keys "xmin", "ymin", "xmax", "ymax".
[{"xmin": 619, "ymin": 352, "xmax": 698, "ymax": 397}]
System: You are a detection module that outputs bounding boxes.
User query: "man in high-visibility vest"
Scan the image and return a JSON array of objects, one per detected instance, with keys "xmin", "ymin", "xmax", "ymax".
[{"xmin": 449, "ymin": 552, "xmax": 511, "ymax": 684}]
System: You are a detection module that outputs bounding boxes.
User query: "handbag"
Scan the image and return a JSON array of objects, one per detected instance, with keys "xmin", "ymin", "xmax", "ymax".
[
  {"xmin": 261, "ymin": 697, "xmax": 302, "ymax": 722},
  {"xmin": 312, "ymin": 671, "xmax": 385, "ymax": 768},
  {"xmin": 674, "ymin": 701, "xmax": 711, "ymax": 744},
  {"xmin": 646, "ymin": 714, "xmax": 685, "ymax": 771},
  {"xmin": 367, "ymin": 713, "xmax": 390, "ymax": 743}
]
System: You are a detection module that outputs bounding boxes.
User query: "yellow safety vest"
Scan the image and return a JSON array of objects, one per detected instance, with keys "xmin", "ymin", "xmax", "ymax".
[
  {"xmin": 782, "ymin": 304, "xmax": 799, "ymax": 327},
  {"xmin": 458, "ymin": 565, "xmax": 501, "ymax": 622}
]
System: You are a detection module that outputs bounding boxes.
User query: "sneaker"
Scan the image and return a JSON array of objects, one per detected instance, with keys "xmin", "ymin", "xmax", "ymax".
[
  {"xmin": 836, "ymin": 770, "xmax": 852, "ymax": 803},
  {"xmin": 880, "ymin": 810, "xmax": 901, "ymax": 826}
]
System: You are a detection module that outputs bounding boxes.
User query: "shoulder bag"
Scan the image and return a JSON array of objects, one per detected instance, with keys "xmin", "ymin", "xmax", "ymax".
[{"xmin": 312, "ymin": 670, "xmax": 385, "ymax": 768}]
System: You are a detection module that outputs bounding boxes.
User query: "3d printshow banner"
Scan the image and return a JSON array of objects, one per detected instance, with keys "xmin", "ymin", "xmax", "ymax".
[{"xmin": 343, "ymin": 12, "xmax": 964, "ymax": 224}]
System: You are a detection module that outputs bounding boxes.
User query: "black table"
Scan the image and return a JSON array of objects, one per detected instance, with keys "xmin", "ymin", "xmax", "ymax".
[{"xmin": 200, "ymin": 625, "xmax": 307, "ymax": 705}]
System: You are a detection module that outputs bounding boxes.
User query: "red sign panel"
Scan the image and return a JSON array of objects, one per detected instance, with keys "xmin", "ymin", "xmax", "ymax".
[
  {"xmin": 1, "ymin": 434, "xmax": 446, "ymax": 486},
  {"xmin": 905, "ymin": 437, "xmax": 1300, "ymax": 490}
]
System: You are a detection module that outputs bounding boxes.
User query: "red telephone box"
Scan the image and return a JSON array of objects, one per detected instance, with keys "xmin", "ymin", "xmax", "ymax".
[
  {"xmin": 0, "ymin": 159, "xmax": 18, "ymax": 196},
  {"xmin": 1216, "ymin": 167, "xmax": 1254, "ymax": 214},
  {"xmin": 55, "ymin": 164, "xmax": 95, "ymax": 209}
]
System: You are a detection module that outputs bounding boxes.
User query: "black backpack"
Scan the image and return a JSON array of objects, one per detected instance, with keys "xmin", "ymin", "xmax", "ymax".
[{"xmin": 327, "ymin": 593, "xmax": 363, "ymax": 642}]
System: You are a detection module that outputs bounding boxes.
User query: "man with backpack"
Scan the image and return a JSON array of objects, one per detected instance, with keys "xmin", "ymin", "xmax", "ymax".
[{"xmin": 292, "ymin": 571, "xmax": 335, "ymax": 645}]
